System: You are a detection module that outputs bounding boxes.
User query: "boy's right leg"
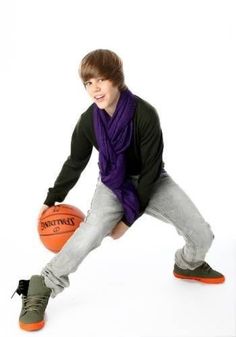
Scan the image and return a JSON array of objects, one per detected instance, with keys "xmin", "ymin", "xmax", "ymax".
[
  {"xmin": 15, "ymin": 178, "xmax": 123, "ymax": 330},
  {"xmin": 41, "ymin": 178, "xmax": 124, "ymax": 297}
]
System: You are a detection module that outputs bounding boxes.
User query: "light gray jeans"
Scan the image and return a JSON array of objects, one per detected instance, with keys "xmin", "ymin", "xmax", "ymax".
[{"xmin": 41, "ymin": 170, "xmax": 214, "ymax": 297}]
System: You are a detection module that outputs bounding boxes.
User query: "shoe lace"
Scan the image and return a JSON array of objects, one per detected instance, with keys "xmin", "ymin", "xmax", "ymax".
[{"xmin": 22, "ymin": 295, "xmax": 48, "ymax": 313}]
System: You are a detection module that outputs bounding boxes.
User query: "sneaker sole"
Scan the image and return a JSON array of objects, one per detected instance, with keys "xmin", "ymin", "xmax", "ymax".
[
  {"xmin": 173, "ymin": 272, "xmax": 225, "ymax": 284},
  {"xmin": 19, "ymin": 320, "xmax": 45, "ymax": 331}
]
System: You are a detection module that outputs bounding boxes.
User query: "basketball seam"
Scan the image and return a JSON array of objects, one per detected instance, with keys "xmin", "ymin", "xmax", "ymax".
[
  {"xmin": 40, "ymin": 213, "xmax": 84, "ymax": 221},
  {"xmin": 40, "ymin": 229, "xmax": 78, "ymax": 237}
]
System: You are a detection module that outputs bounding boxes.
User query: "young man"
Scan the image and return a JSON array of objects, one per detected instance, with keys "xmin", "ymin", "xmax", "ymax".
[{"xmin": 13, "ymin": 49, "xmax": 225, "ymax": 331}]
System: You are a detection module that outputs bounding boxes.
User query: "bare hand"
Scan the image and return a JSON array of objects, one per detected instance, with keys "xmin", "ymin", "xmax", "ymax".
[{"xmin": 110, "ymin": 221, "xmax": 129, "ymax": 240}]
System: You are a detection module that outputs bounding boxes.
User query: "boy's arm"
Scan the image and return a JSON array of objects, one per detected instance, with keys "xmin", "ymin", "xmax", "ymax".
[{"xmin": 136, "ymin": 108, "xmax": 164, "ymax": 214}]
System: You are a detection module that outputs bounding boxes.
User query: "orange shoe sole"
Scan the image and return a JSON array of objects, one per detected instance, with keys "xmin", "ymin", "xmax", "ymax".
[
  {"xmin": 19, "ymin": 319, "xmax": 45, "ymax": 331},
  {"xmin": 173, "ymin": 272, "xmax": 225, "ymax": 284}
]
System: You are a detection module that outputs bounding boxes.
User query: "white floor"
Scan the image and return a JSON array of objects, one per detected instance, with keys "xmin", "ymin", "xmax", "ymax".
[{"xmin": 4, "ymin": 216, "xmax": 236, "ymax": 337}]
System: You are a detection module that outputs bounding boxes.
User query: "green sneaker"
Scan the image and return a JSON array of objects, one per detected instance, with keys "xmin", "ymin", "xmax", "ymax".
[
  {"xmin": 12, "ymin": 275, "xmax": 51, "ymax": 331},
  {"xmin": 173, "ymin": 262, "xmax": 225, "ymax": 284}
]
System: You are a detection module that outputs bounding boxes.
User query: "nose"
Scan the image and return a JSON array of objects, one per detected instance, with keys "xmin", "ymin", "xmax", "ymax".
[
  {"xmin": 93, "ymin": 82, "xmax": 101, "ymax": 92},
  {"xmin": 93, "ymin": 86, "xmax": 100, "ymax": 93},
  {"xmin": 93, "ymin": 80, "xmax": 101, "ymax": 92}
]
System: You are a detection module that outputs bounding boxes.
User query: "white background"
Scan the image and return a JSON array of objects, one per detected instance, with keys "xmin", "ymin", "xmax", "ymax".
[{"xmin": 1, "ymin": 0, "xmax": 236, "ymax": 336}]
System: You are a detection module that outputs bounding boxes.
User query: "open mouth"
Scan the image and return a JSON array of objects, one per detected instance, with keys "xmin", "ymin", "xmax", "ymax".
[{"xmin": 94, "ymin": 95, "xmax": 105, "ymax": 102}]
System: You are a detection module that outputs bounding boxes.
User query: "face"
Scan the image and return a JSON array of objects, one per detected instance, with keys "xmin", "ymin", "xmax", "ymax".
[{"xmin": 84, "ymin": 78, "xmax": 120, "ymax": 116}]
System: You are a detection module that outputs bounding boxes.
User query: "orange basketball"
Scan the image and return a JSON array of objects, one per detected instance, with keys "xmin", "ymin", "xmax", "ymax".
[{"xmin": 38, "ymin": 204, "xmax": 85, "ymax": 253}]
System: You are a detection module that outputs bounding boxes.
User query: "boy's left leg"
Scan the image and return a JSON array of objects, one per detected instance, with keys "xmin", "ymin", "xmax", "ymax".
[{"xmin": 144, "ymin": 171, "xmax": 225, "ymax": 283}]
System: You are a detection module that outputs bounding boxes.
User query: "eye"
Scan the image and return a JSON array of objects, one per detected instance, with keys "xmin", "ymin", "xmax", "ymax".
[{"xmin": 85, "ymin": 81, "xmax": 92, "ymax": 87}]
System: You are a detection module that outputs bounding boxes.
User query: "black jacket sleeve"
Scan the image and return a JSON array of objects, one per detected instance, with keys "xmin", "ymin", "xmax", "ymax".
[
  {"xmin": 44, "ymin": 114, "xmax": 93, "ymax": 206},
  {"xmin": 136, "ymin": 107, "xmax": 164, "ymax": 213}
]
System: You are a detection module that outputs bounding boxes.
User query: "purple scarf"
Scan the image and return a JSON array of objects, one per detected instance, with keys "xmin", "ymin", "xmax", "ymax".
[{"xmin": 93, "ymin": 89, "xmax": 140, "ymax": 224}]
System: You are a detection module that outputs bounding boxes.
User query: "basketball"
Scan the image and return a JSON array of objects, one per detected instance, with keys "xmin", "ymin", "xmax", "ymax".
[{"xmin": 38, "ymin": 204, "xmax": 85, "ymax": 253}]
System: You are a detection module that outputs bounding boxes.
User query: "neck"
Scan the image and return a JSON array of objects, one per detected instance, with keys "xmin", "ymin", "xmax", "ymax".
[
  {"xmin": 105, "ymin": 92, "xmax": 121, "ymax": 116},
  {"xmin": 105, "ymin": 110, "xmax": 114, "ymax": 117}
]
